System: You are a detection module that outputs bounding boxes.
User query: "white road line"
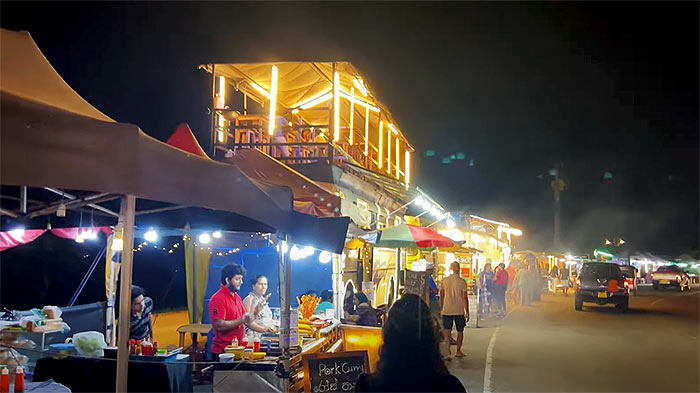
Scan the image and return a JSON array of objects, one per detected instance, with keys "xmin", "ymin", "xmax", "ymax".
[
  {"xmin": 483, "ymin": 326, "xmax": 500, "ymax": 393},
  {"xmin": 482, "ymin": 304, "xmax": 519, "ymax": 392}
]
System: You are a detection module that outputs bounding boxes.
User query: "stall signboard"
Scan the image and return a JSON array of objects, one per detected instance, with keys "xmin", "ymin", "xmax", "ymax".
[
  {"xmin": 402, "ymin": 270, "xmax": 429, "ymax": 301},
  {"xmin": 302, "ymin": 350, "xmax": 369, "ymax": 393},
  {"xmin": 280, "ymin": 308, "xmax": 299, "ymax": 347}
]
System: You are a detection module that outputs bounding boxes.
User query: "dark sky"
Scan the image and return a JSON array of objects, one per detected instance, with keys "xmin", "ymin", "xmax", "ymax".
[{"xmin": 2, "ymin": 1, "xmax": 698, "ymax": 256}]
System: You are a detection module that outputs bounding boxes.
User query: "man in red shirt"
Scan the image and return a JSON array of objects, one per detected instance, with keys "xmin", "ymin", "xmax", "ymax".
[{"xmin": 209, "ymin": 263, "xmax": 265, "ymax": 356}]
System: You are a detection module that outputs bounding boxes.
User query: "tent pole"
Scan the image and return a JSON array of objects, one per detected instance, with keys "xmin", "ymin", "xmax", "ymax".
[
  {"xmin": 211, "ymin": 64, "xmax": 217, "ymax": 157},
  {"xmin": 116, "ymin": 195, "xmax": 136, "ymax": 393},
  {"xmin": 192, "ymin": 239, "xmax": 197, "ymax": 324},
  {"xmin": 20, "ymin": 186, "xmax": 27, "ymax": 214},
  {"xmin": 276, "ymin": 234, "xmax": 291, "ymax": 385}
]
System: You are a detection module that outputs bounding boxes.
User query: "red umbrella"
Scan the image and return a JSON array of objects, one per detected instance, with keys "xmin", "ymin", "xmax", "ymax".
[{"xmin": 376, "ymin": 224, "xmax": 455, "ymax": 249}]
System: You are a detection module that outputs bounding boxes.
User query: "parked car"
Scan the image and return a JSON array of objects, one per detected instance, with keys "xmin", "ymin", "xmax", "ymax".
[
  {"xmin": 618, "ymin": 265, "xmax": 638, "ymax": 296},
  {"xmin": 651, "ymin": 265, "xmax": 691, "ymax": 291},
  {"xmin": 574, "ymin": 262, "xmax": 629, "ymax": 312}
]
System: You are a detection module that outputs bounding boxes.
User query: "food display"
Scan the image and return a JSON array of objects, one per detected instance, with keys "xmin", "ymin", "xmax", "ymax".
[{"xmin": 296, "ymin": 295, "xmax": 321, "ymax": 319}]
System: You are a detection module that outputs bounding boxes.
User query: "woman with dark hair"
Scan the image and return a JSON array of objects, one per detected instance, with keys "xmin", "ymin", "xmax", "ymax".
[
  {"xmin": 355, "ymin": 294, "xmax": 466, "ymax": 392},
  {"xmin": 344, "ymin": 292, "xmax": 378, "ymax": 326},
  {"xmin": 243, "ymin": 275, "xmax": 274, "ymax": 339}
]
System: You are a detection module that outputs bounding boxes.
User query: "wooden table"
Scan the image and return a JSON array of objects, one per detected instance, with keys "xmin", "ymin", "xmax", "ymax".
[{"xmin": 176, "ymin": 323, "xmax": 211, "ymax": 350}]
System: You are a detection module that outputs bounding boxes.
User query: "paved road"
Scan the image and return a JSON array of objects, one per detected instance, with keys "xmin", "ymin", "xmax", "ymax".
[{"xmin": 447, "ymin": 285, "xmax": 700, "ymax": 392}]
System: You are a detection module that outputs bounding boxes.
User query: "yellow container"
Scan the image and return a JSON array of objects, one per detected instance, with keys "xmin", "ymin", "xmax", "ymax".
[
  {"xmin": 224, "ymin": 346, "xmax": 245, "ymax": 360},
  {"xmin": 251, "ymin": 352, "xmax": 266, "ymax": 360}
]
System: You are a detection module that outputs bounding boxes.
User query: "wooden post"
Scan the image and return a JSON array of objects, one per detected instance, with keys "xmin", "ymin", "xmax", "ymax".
[{"xmin": 115, "ymin": 195, "xmax": 136, "ymax": 393}]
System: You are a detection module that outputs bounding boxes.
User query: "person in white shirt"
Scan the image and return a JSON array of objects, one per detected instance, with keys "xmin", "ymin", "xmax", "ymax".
[{"xmin": 439, "ymin": 262, "xmax": 470, "ymax": 360}]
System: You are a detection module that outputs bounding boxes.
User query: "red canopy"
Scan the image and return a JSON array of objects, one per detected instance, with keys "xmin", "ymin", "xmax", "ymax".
[{"xmin": 166, "ymin": 123, "xmax": 209, "ymax": 159}]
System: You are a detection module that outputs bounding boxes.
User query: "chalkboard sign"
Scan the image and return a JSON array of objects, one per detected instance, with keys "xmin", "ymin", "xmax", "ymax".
[
  {"xmin": 403, "ymin": 270, "xmax": 429, "ymax": 301},
  {"xmin": 302, "ymin": 350, "xmax": 369, "ymax": 393}
]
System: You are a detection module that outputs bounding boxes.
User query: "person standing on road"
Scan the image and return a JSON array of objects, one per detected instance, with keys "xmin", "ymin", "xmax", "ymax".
[
  {"xmin": 559, "ymin": 266, "xmax": 570, "ymax": 296},
  {"xmin": 478, "ymin": 262, "xmax": 494, "ymax": 317},
  {"xmin": 494, "ymin": 263, "xmax": 509, "ymax": 317},
  {"xmin": 549, "ymin": 265, "xmax": 560, "ymax": 293},
  {"xmin": 440, "ymin": 262, "xmax": 469, "ymax": 360},
  {"xmin": 515, "ymin": 265, "xmax": 531, "ymax": 306}
]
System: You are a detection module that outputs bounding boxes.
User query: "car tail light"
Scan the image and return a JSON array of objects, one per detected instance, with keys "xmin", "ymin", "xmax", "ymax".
[{"xmin": 624, "ymin": 281, "xmax": 629, "ymax": 288}]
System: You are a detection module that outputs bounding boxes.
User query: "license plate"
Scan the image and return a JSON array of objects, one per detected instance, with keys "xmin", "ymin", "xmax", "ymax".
[
  {"xmin": 660, "ymin": 280, "xmax": 670, "ymax": 284},
  {"xmin": 597, "ymin": 292, "xmax": 607, "ymax": 298}
]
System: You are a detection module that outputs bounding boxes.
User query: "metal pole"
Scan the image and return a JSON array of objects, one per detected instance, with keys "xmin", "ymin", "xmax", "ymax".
[
  {"xmin": 211, "ymin": 64, "xmax": 217, "ymax": 157},
  {"xmin": 192, "ymin": 239, "xmax": 198, "ymax": 324},
  {"xmin": 116, "ymin": 195, "xmax": 136, "ymax": 393},
  {"xmin": 20, "ymin": 186, "xmax": 27, "ymax": 214},
  {"xmin": 276, "ymin": 235, "xmax": 291, "ymax": 386}
]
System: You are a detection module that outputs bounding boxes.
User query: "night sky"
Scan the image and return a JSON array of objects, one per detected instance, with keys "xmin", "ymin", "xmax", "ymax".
[{"xmin": 2, "ymin": 1, "xmax": 698, "ymax": 256}]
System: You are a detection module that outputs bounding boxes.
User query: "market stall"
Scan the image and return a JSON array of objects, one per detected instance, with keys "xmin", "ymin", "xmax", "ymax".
[{"xmin": 1, "ymin": 28, "xmax": 350, "ymax": 392}]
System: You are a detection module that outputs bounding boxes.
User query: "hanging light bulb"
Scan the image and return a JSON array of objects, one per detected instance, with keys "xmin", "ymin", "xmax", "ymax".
[
  {"xmin": 144, "ymin": 229, "xmax": 158, "ymax": 242},
  {"xmin": 290, "ymin": 245, "xmax": 302, "ymax": 261},
  {"xmin": 319, "ymin": 251, "xmax": 332, "ymax": 263},
  {"xmin": 302, "ymin": 246, "xmax": 314, "ymax": 257},
  {"xmin": 198, "ymin": 233, "xmax": 211, "ymax": 244},
  {"xmin": 414, "ymin": 196, "xmax": 425, "ymax": 207}
]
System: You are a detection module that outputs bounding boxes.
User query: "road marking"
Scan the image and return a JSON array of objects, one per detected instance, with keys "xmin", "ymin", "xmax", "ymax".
[{"xmin": 483, "ymin": 327, "xmax": 500, "ymax": 393}]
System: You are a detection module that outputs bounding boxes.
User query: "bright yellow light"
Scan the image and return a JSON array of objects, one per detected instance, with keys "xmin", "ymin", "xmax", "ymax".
[
  {"xmin": 268, "ymin": 65, "xmax": 278, "ymax": 136},
  {"xmin": 218, "ymin": 113, "xmax": 225, "ymax": 127},
  {"xmin": 249, "ymin": 81, "xmax": 270, "ymax": 99},
  {"xmin": 387, "ymin": 123, "xmax": 399, "ymax": 135},
  {"xmin": 353, "ymin": 77, "xmax": 368, "ymax": 96},
  {"xmin": 387, "ymin": 128, "xmax": 391, "ymax": 174},
  {"xmin": 346, "ymin": 336, "xmax": 360, "ymax": 343},
  {"xmin": 378, "ymin": 121, "xmax": 383, "ymax": 169},
  {"xmin": 395, "ymin": 137, "xmax": 400, "ymax": 179},
  {"xmin": 339, "ymin": 90, "xmax": 380, "ymax": 112},
  {"xmin": 364, "ymin": 107, "xmax": 369, "ymax": 156},
  {"xmin": 333, "ymin": 71, "xmax": 340, "ymax": 142},
  {"xmin": 299, "ymin": 92, "xmax": 333, "ymax": 110},
  {"xmin": 217, "ymin": 131, "xmax": 224, "ymax": 143},
  {"xmin": 218, "ymin": 76, "xmax": 225, "ymax": 99},
  {"xmin": 349, "ymin": 87, "xmax": 355, "ymax": 145},
  {"xmin": 291, "ymin": 108, "xmax": 299, "ymax": 114},
  {"xmin": 292, "ymin": 88, "xmax": 332, "ymax": 109},
  {"xmin": 405, "ymin": 151, "xmax": 411, "ymax": 185}
]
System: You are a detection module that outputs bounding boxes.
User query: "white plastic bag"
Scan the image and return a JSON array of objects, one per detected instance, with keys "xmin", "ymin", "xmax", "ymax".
[{"xmin": 72, "ymin": 331, "xmax": 107, "ymax": 357}]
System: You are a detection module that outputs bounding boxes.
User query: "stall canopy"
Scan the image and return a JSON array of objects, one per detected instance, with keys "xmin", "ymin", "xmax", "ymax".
[
  {"xmin": 0, "ymin": 29, "xmax": 350, "ymax": 253},
  {"xmin": 165, "ymin": 123, "xmax": 342, "ymax": 218}
]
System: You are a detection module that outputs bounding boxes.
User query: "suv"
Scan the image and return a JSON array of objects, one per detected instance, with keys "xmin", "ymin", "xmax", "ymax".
[
  {"xmin": 651, "ymin": 265, "xmax": 691, "ymax": 291},
  {"xmin": 574, "ymin": 263, "xmax": 629, "ymax": 312}
]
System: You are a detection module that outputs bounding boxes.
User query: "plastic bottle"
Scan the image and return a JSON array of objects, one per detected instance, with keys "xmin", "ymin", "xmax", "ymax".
[
  {"xmin": 0, "ymin": 367, "xmax": 9, "ymax": 393},
  {"xmin": 231, "ymin": 337, "xmax": 238, "ymax": 348},
  {"xmin": 14, "ymin": 367, "xmax": 24, "ymax": 393},
  {"xmin": 135, "ymin": 340, "xmax": 142, "ymax": 355},
  {"xmin": 152, "ymin": 340, "xmax": 158, "ymax": 353}
]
